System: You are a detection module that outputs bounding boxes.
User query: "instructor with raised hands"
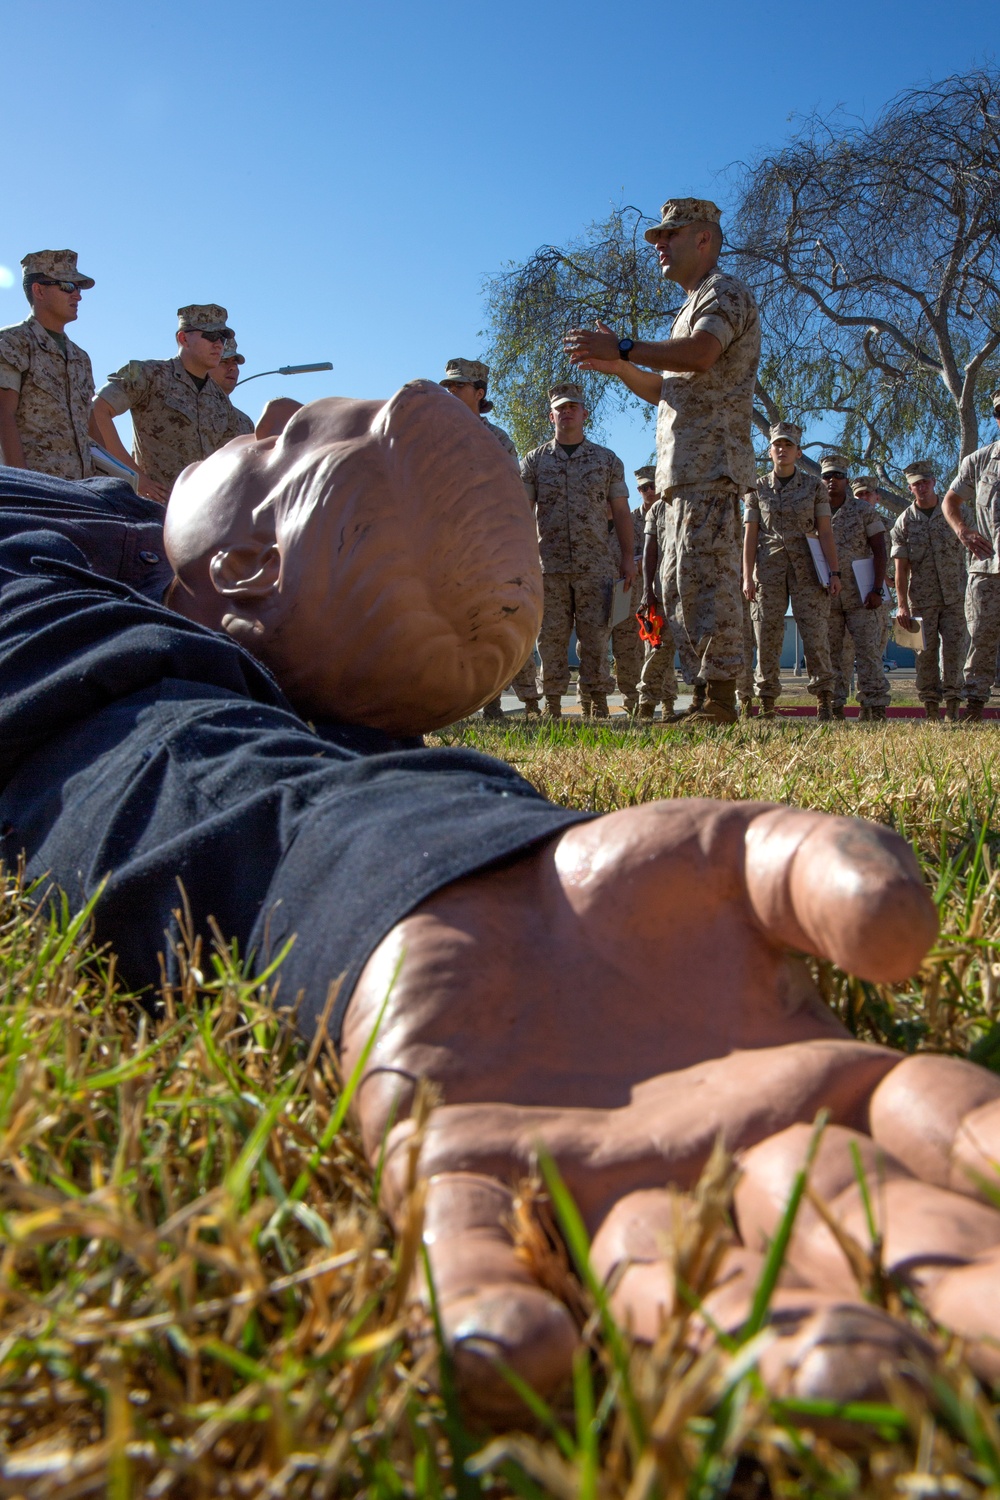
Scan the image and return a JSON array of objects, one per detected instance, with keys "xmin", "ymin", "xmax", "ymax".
[{"xmin": 565, "ymin": 198, "xmax": 760, "ymax": 724}]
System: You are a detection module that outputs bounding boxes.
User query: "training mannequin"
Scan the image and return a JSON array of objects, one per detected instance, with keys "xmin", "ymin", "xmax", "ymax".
[
  {"xmin": 2, "ymin": 390, "xmax": 1000, "ymax": 1424},
  {"xmin": 164, "ymin": 383, "xmax": 543, "ymax": 734}
]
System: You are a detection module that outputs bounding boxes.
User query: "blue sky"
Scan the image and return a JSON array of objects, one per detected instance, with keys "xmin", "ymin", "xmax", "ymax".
[{"xmin": 2, "ymin": 0, "xmax": 995, "ymax": 475}]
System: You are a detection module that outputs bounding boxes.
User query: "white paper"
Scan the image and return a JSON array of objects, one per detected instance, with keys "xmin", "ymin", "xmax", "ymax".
[
  {"xmin": 852, "ymin": 557, "xmax": 893, "ymax": 605},
  {"xmin": 610, "ymin": 578, "xmax": 633, "ymax": 629},
  {"xmin": 807, "ymin": 536, "xmax": 831, "ymax": 586},
  {"xmin": 90, "ymin": 443, "xmax": 139, "ymax": 492},
  {"xmin": 893, "ymin": 617, "xmax": 927, "ymax": 651}
]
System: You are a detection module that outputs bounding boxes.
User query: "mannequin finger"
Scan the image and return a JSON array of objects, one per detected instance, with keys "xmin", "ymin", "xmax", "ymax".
[
  {"xmin": 414, "ymin": 1171, "xmax": 580, "ymax": 1421},
  {"xmin": 869, "ymin": 1053, "xmax": 1000, "ymax": 1197},
  {"xmin": 924, "ymin": 1246, "xmax": 1000, "ymax": 1384},
  {"xmin": 736, "ymin": 1122, "xmax": 1000, "ymax": 1297},
  {"xmin": 744, "ymin": 808, "xmax": 937, "ymax": 982}
]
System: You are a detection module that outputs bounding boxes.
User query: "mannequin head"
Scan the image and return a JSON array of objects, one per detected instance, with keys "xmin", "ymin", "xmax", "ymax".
[{"xmin": 163, "ymin": 381, "xmax": 542, "ymax": 735}]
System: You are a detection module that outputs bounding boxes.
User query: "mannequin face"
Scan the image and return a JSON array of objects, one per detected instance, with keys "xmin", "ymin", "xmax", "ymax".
[{"xmin": 164, "ymin": 382, "xmax": 543, "ymax": 735}]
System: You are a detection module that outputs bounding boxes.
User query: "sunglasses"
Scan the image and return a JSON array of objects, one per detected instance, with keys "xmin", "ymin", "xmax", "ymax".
[
  {"xmin": 823, "ymin": 471, "xmax": 848, "ymax": 480},
  {"xmin": 38, "ymin": 279, "xmax": 82, "ymax": 294},
  {"xmin": 192, "ymin": 328, "xmax": 232, "ymax": 343},
  {"xmin": 637, "ymin": 482, "xmax": 656, "ymax": 492}
]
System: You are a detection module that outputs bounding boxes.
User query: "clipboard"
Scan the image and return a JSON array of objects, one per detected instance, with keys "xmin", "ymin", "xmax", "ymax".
[
  {"xmin": 610, "ymin": 578, "xmax": 633, "ymax": 629},
  {"xmin": 852, "ymin": 557, "xmax": 893, "ymax": 604},
  {"xmin": 893, "ymin": 617, "xmax": 926, "ymax": 651},
  {"xmin": 807, "ymin": 536, "xmax": 831, "ymax": 586}
]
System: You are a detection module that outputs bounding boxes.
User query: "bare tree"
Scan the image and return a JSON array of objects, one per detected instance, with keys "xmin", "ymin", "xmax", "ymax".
[
  {"xmin": 482, "ymin": 70, "xmax": 1000, "ymax": 519},
  {"xmin": 728, "ymin": 68, "xmax": 1000, "ymax": 479}
]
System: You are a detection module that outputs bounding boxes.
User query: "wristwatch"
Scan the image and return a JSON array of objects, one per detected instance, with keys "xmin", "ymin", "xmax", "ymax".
[
  {"xmin": 618, "ymin": 338, "xmax": 635, "ymax": 361},
  {"xmin": 830, "ymin": 570, "xmax": 841, "ymax": 576}
]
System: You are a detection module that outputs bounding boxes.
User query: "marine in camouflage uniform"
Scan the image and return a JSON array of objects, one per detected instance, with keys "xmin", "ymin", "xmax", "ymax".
[
  {"xmin": 94, "ymin": 304, "xmax": 249, "ymax": 497},
  {"xmin": 564, "ymin": 200, "xmax": 759, "ymax": 724},
  {"xmin": 521, "ymin": 383, "xmax": 631, "ymax": 716},
  {"xmin": 210, "ymin": 337, "xmax": 255, "ymax": 437},
  {"xmin": 890, "ymin": 460, "xmax": 967, "ymax": 719},
  {"xmin": 825, "ymin": 455, "xmax": 891, "ymax": 717},
  {"xmin": 851, "ymin": 477, "xmax": 892, "ymax": 660},
  {"xmin": 744, "ymin": 421, "xmax": 838, "ymax": 716},
  {"xmin": 651, "ymin": 207, "xmax": 758, "ymax": 709},
  {"xmin": 941, "ymin": 394, "xmax": 1000, "ymax": 718},
  {"xmin": 0, "ymin": 250, "xmax": 96, "ymax": 480},
  {"xmin": 439, "ymin": 358, "xmax": 536, "ymax": 717}
]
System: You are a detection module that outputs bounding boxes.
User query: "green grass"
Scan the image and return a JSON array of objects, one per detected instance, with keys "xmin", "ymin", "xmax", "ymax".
[{"xmin": 3, "ymin": 721, "xmax": 1000, "ymax": 1495}]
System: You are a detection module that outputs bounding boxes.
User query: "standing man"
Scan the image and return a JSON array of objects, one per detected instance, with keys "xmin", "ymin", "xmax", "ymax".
[
  {"xmin": 565, "ymin": 198, "xmax": 760, "ymax": 725},
  {"xmin": 90, "ymin": 304, "xmax": 249, "ymax": 501},
  {"xmin": 742, "ymin": 422, "xmax": 840, "ymax": 720},
  {"xmin": 942, "ymin": 391, "xmax": 1000, "ymax": 722},
  {"xmin": 852, "ymin": 475, "xmax": 892, "ymax": 661},
  {"xmin": 0, "ymin": 250, "xmax": 96, "ymax": 480},
  {"xmin": 210, "ymin": 338, "xmax": 255, "ymax": 436},
  {"xmin": 521, "ymin": 383, "xmax": 633, "ymax": 719},
  {"xmin": 440, "ymin": 357, "xmax": 538, "ymax": 718},
  {"xmin": 891, "ymin": 460, "xmax": 967, "ymax": 721},
  {"xmin": 440, "ymin": 358, "xmax": 518, "ymax": 463},
  {"xmin": 824, "ymin": 454, "xmax": 891, "ymax": 721}
]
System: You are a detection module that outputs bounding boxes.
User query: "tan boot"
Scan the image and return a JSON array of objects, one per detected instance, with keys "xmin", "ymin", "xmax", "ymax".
[
  {"xmin": 863, "ymin": 705, "xmax": 887, "ymax": 723},
  {"xmin": 816, "ymin": 692, "xmax": 833, "ymax": 723},
  {"xmin": 832, "ymin": 703, "xmax": 846, "ymax": 720},
  {"xmin": 660, "ymin": 699, "xmax": 675, "ymax": 720},
  {"xmin": 523, "ymin": 698, "xmax": 541, "ymax": 718},
  {"xmin": 589, "ymin": 693, "xmax": 609, "ymax": 719},
  {"xmin": 946, "ymin": 698, "xmax": 961, "ymax": 721},
  {"xmin": 923, "ymin": 700, "xmax": 941, "ymax": 721},
  {"xmin": 623, "ymin": 696, "xmax": 638, "ymax": 715},
  {"xmin": 964, "ymin": 699, "xmax": 986, "ymax": 723},
  {"xmin": 760, "ymin": 697, "xmax": 777, "ymax": 719},
  {"xmin": 737, "ymin": 693, "xmax": 754, "ymax": 719},
  {"xmin": 543, "ymin": 696, "xmax": 562, "ymax": 719},
  {"xmin": 482, "ymin": 695, "xmax": 504, "ymax": 721},
  {"xmin": 684, "ymin": 679, "xmax": 738, "ymax": 726},
  {"xmin": 691, "ymin": 681, "xmax": 707, "ymax": 711},
  {"xmin": 638, "ymin": 701, "xmax": 656, "ymax": 721}
]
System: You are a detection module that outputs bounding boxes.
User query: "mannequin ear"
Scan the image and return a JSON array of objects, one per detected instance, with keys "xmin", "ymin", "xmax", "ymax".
[{"xmin": 208, "ymin": 542, "xmax": 280, "ymax": 599}]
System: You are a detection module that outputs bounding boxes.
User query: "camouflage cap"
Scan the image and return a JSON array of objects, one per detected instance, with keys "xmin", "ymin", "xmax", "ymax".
[
  {"xmin": 769, "ymin": 421, "xmax": 802, "ymax": 445},
  {"xmin": 820, "ymin": 453, "xmax": 852, "ymax": 476},
  {"xmin": 634, "ymin": 464, "xmax": 657, "ymax": 482},
  {"xmin": 644, "ymin": 198, "xmax": 722, "ymax": 244},
  {"xmin": 220, "ymin": 337, "xmax": 245, "ymax": 366},
  {"xmin": 549, "ymin": 381, "xmax": 586, "ymax": 408},
  {"xmin": 440, "ymin": 358, "xmax": 489, "ymax": 387},
  {"xmin": 21, "ymin": 249, "xmax": 94, "ymax": 288},
  {"xmin": 177, "ymin": 304, "xmax": 233, "ymax": 336},
  {"xmin": 903, "ymin": 459, "xmax": 935, "ymax": 480},
  {"xmin": 851, "ymin": 476, "xmax": 879, "ymax": 493}
]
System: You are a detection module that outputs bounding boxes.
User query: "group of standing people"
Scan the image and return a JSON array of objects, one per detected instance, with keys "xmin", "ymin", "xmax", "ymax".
[
  {"xmin": 0, "ymin": 249, "xmax": 253, "ymax": 501},
  {"xmin": 448, "ymin": 196, "xmax": 1000, "ymax": 726},
  {"xmin": 5, "ymin": 227, "xmax": 1000, "ymax": 727}
]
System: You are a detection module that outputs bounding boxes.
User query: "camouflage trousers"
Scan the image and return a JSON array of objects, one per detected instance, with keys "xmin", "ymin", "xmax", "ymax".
[
  {"xmin": 842, "ymin": 604, "xmax": 891, "ymax": 685},
  {"xmin": 752, "ymin": 554, "xmax": 832, "ymax": 699},
  {"xmin": 638, "ymin": 630, "xmax": 679, "ymax": 706},
  {"xmin": 539, "ymin": 571, "xmax": 614, "ymax": 697},
  {"xmin": 661, "ymin": 486, "xmax": 744, "ymax": 682},
  {"xmin": 964, "ymin": 575, "xmax": 1000, "ymax": 700},
  {"xmin": 829, "ymin": 604, "xmax": 890, "ymax": 707},
  {"xmin": 611, "ymin": 573, "xmax": 644, "ymax": 700},
  {"xmin": 737, "ymin": 593, "xmax": 755, "ymax": 697},
  {"xmin": 911, "ymin": 602, "xmax": 967, "ymax": 704},
  {"xmin": 509, "ymin": 649, "xmax": 541, "ymax": 702}
]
